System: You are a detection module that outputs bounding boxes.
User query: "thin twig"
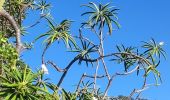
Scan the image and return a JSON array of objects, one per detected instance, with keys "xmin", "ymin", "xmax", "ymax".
[
  {"xmin": 85, "ymin": 75, "xmax": 106, "ymax": 79},
  {"xmin": 25, "ymin": 14, "xmax": 48, "ymax": 29}
]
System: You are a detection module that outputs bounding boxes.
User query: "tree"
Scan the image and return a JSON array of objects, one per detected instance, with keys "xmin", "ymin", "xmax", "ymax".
[{"xmin": 0, "ymin": 0, "xmax": 166, "ymax": 100}]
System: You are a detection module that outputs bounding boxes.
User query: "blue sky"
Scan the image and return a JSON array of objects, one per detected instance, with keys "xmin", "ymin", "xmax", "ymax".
[{"xmin": 22, "ymin": 0, "xmax": 170, "ymax": 99}]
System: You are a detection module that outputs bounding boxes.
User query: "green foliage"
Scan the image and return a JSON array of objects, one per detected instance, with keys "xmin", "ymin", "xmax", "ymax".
[
  {"xmin": 142, "ymin": 38, "xmax": 166, "ymax": 59},
  {"xmin": 0, "ymin": 66, "xmax": 46, "ymax": 99},
  {"xmin": 0, "ymin": 64, "xmax": 62, "ymax": 100},
  {"xmin": 35, "ymin": 0, "xmax": 51, "ymax": 14},
  {"xmin": 0, "ymin": 34, "xmax": 18, "ymax": 69},
  {"xmin": 81, "ymin": 2, "xmax": 120, "ymax": 34},
  {"xmin": 111, "ymin": 39, "xmax": 165, "ymax": 85},
  {"xmin": 142, "ymin": 39, "xmax": 165, "ymax": 85},
  {"xmin": 112, "ymin": 45, "xmax": 137, "ymax": 72},
  {"xmin": 0, "ymin": 0, "xmax": 5, "ymax": 10},
  {"xmin": 70, "ymin": 36, "xmax": 97, "ymax": 67},
  {"xmin": 62, "ymin": 89, "xmax": 77, "ymax": 100},
  {"xmin": 35, "ymin": 18, "xmax": 77, "ymax": 53}
]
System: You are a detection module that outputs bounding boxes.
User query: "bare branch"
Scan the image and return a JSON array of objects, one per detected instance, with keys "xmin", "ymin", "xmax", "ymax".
[
  {"xmin": 94, "ymin": 60, "xmax": 99, "ymax": 93},
  {"xmin": 103, "ymin": 65, "xmax": 140, "ymax": 99},
  {"xmin": 98, "ymin": 19, "xmax": 110, "ymax": 80},
  {"xmin": 82, "ymin": 52, "xmax": 151, "ymax": 66},
  {"xmin": 26, "ymin": 14, "xmax": 49, "ymax": 29},
  {"xmin": 85, "ymin": 75, "xmax": 106, "ymax": 79},
  {"xmin": 25, "ymin": 18, "xmax": 41, "ymax": 29},
  {"xmin": 75, "ymin": 73, "xmax": 106, "ymax": 93},
  {"xmin": 57, "ymin": 57, "xmax": 79, "ymax": 87},
  {"xmin": 100, "ymin": 57, "xmax": 110, "ymax": 80},
  {"xmin": 116, "ymin": 65, "xmax": 139, "ymax": 75},
  {"xmin": 74, "ymin": 35, "xmax": 96, "ymax": 46},
  {"xmin": 76, "ymin": 73, "xmax": 86, "ymax": 92},
  {"xmin": 47, "ymin": 61, "xmax": 66, "ymax": 72},
  {"xmin": 42, "ymin": 44, "xmax": 50, "ymax": 64}
]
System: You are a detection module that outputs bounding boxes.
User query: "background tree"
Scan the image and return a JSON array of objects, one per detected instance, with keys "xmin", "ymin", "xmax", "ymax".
[{"xmin": 0, "ymin": 0, "xmax": 167, "ymax": 100}]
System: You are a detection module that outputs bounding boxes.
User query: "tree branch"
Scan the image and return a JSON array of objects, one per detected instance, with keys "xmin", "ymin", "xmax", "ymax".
[
  {"xmin": 57, "ymin": 57, "xmax": 79, "ymax": 87},
  {"xmin": 103, "ymin": 65, "xmax": 139, "ymax": 99},
  {"xmin": 0, "ymin": 9, "xmax": 22, "ymax": 53},
  {"xmin": 47, "ymin": 61, "xmax": 66, "ymax": 72},
  {"xmin": 82, "ymin": 52, "xmax": 151, "ymax": 66},
  {"xmin": 94, "ymin": 60, "xmax": 99, "ymax": 93},
  {"xmin": 76, "ymin": 73, "xmax": 106, "ymax": 92},
  {"xmin": 76, "ymin": 73, "xmax": 86, "ymax": 92}
]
